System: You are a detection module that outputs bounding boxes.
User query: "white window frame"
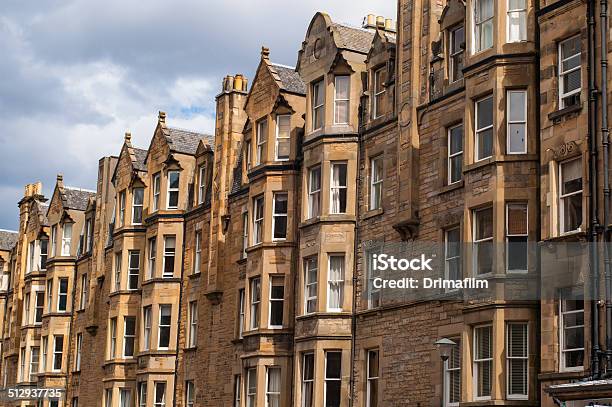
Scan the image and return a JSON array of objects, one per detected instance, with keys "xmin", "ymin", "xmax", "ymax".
[
  {"xmin": 312, "ymin": 79, "xmax": 324, "ymax": 131},
  {"xmin": 143, "ymin": 306, "xmax": 152, "ymax": 351},
  {"xmin": 444, "ymin": 227, "xmax": 461, "ymax": 288},
  {"xmin": 334, "ymin": 75, "xmax": 350, "ymax": 125},
  {"xmin": 473, "ymin": 0, "xmax": 494, "ymax": 53},
  {"xmin": 158, "ymin": 305, "xmax": 171, "ymax": 350},
  {"xmin": 250, "ymin": 278, "xmax": 261, "ymax": 330},
  {"xmin": 473, "ymin": 207, "xmax": 494, "ymax": 275},
  {"xmin": 185, "ymin": 381, "xmax": 195, "ymax": 407},
  {"xmin": 506, "ymin": 203, "xmax": 528, "ymax": 273},
  {"xmin": 241, "ymin": 212, "xmax": 249, "ymax": 259},
  {"xmin": 330, "ymin": 162, "xmax": 348, "ymax": 214},
  {"xmin": 506, "ymin": 322, "xmax": 528, "ymax": 399},
  {"xmin": 123, "ymin": 316, "xmax": 136, "ymax": 358},
  {"xmin": 559, "ymin": 35, "xmax": 582, "ymax": 109},
  {"xmin": 327, "ymin": 255, "xmax": 345, "ymax": 312},
  {"xmin": 194, "ymin": 231, "xmax": 201, "ymax": 274},
  {"xmin": 256, "ymin": 119, "xmax": 267, "ymax": 165},
  {"xmin": 109, "ymin": 317, "xmax": 117, "ymax": 359},
  {"xmin": 75, "ymin": 333, "xmax": 82, "ymax": 371},
  {"xmin": 152, "ymin": 173, "xmax": 161, "ymax": 212},
  {"xmin": 246, "ymin": 367, "xmax": 257, "ymax": 407},
  {"xmin": 301, "ymin": 353, "xmax": 314, "ymax": 407},
  {"xmin": 46, "ymin": 279, "xmax": 53, "ymax": 313},
  {"xmin": 444, "ymin": 339, "xmax": 461, "ymax": 407},
  {"xmin": 50, "ymin": 225, "xmax": 57, "ymax": 257},
  {"xmin": 154, "ymin": 382, "xmax": 166, "ymax": 407},
  {"xmin": 475, "ymin": 95, "xmax": 494, "ymax": 162},
  {"xmin": 188, "ymin": 300, "xmax": 198, "ymax": 348},
  {"xmin": 370, "ymin": 156, "xmax": 383, "ymax": 210},
  {"xmin": 275, "ymin": 114, "xmax": 291, "ymax": 161},
  {"xmin": 114, "ymin": 252, "xmax": 122, "ymax": 292},
  {"xmin": 366, "ymin": 349, "xmax": 379, "ymax": 407},
  {"xmin": 265, "ymin": 366, "xmax": 281, "ymax": 407},
  {"xmin": 272, "ymin": 192, "xmax": 288, "ymax": 241},
  {"xmin": 61, "ymin": 223, "xmax": 72, "ymax": 256},
  {"xmin": 507, "ymin": 0, "xmax": 526, "ymax": 42},
  {"xmin": 162, "ymin": 235, "xmax": 176, "ymax": 278},
  {"xmin": 148, "ymin": 237, "xmax": 156, "ymax": 279},
  {"xmin": 447, "ymin": 125, "xmax": 463, "ymax": 185},
  {"xmin": 246, "ymin": 140, "xmax": 252, "ymax": 171},
  {"xmin": 304, "ymin": 257, "xmax": 318, "ymax": 314},
  {"xmin": 57, "ymin": 277, "xmax": 68, "ymax": 312},
  {"xmin": 253, "ymin": 196, "xmax": 264, "ymax": 245},
  {"xmin": 120, "ymin": 389, "xmax": 131, "ymax": 407},
  {"xmin": 238, "ymin": 289, "xmax": 245, "ymax": 339},
  {"xmin": 559, "ymin": 158, "xmax": 583, "ymax": 234},
  {"xmin": 473, "ymin": 325, "xmax": 493, "ymax": 401},
  {"xmin": 559, "ymin": 290, "xmax": 585, "ymax": 372},
  {"xmin": 128, "ymin": 250, "xmax": 140, "ymax": 290},
  {"xmin": 119, "ymin": 190, "xmax": 126, "ymax": 226},
  {"xmin": 19, "ymin": 347, "xmax": 25, "ymax": 382},
  {"xmin": 234, "ymin": 375, "xmax": 242, "ymax": 407},
  {"xmin": 52, "ymin": 335, "xmax": 63, "ymax": 372},
  {"xmin": 139, "ymin": 383, "xmax": 147, "ymax": 407},
  {"xmin": 132, "ymin": 187, "xmax": 144, "ymax": 225},
  {"xmin": 449, "ymin": 25, "xmax": 465, "ymax": 82},
  {"xmin": 34, "ymin": 290, "xmax": 44, "ymax": 324},
  {"xmin": 506, "ymin": 90, "xmax": 527, "ymax": 154},
  {"xmin": 373, "ymin": 67, "xmax": 386, "ymax": 119},
  {"xmin": 308, "ymin": 166, "xmax": 321, "ymax": 219},
  {"xmin": 324, "ymin": 351, "xmax": 342, "ymax": 407},
  {"xmin": 30, "ymin": 346, "xmax": 39, "ymax": 382},
  {"xmin": 198, "ymin": 165, "xmax": 206, "ymax": 204},
  {"xmin": 268, "ymin": 277, "xmax": 284, "ymax": 329},
  {"xmin": 41, "ymin": 336, "xmax": 48, "ymax": 372},
  {"xmin": 166, "ymin": 170, "xmax": 180, "ymax": 210}
]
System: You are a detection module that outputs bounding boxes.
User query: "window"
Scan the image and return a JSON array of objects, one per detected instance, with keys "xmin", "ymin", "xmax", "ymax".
[
  {"xmin": 445, "ymin": 228, "xmax": 461, "ymax": 283},
  {"xmin": 57, "ymin": 278, "xmax": 68, "ymax": 312},
  {"xmin": 272, "ymin": 193, "xmax": 288, "ymax": 240},
  {"xmin": 327, "ymin": 255, "xmax": 344, "ymax": 312},
  {"xmin": 474, "ymin": 0, "xmax": 494, "ymax": 52},
  {"xmin": 19, "ymin": 347, "xmax": 25, "ymax": 382},
  {"xmin": 23, "ymin": 293, "xmax": 30, "ymax": 325},
  {"xmin": 119, "ymin": 190, "xmax": 126, "ymax": 226},
  {"xmin": 120, "ymin": 389, "xmax": 131, "ymax": 407},
  {"xmin": 132, "ymin": 187, "xmax": 144, "ymax": 224},
  {"xmin": 40, "ymin": 239, "xmax": 48, "ymax": 269},
  {"xmin": 46, "ymin": 279, "xmax": 53, "ymax": 312},
  {"xmin": 304, "ymin": 257, "xmax": 318, "ymax": 314},
  {"xmin": 449, "ymin": 25, "xmax": 465, "ymax": 82},
  {"xmin": 334, "ymin": 76, "xmax": 350, "ymax": 124},
  {"xmin": 507, "ymin": 90, "xmax": 527, "ymax": 154},
  {"xmin": 185, "ymin": 381, "xmax": 195, "ymax": 407},
  {"xmin": 152, "ymin": 172, "xmax": 161, "ymax": 211},
  {"xmin": 75, "ymin": 333, "xmax": 82, "ymax": 371},
  {"xmin": 128, "ymin": 251, "xmax": 140, "ymax": 290},
  {"xmin": 35, "ymin": 291, "xmax": 44, "ymax": 324},
  {"xmin": 250, "ymin": 278, "xmax": 261, "ymax": 329},
  {"xmin": 473, "ymin": 325, "xmax": 492, "ymax": 399},
  {"xmin": 158, "ymin": 305, "xmax": 171, "ymax": 349},
  {"xmin": 50, "ymin": 225, "xmax": 57, "ymax": 257},
  {"xmin": 448, "ymin": 125, "xmax": 463, "ymax": 184},
  {"xmin": 246, "ymin": 140, "xmax": 252, "ymax": 170},
  {"xmin": 559, "ymin": 159, "xmax": 583, "ymax": 233},
  {"xmin": 124, "ymin": 316, "xmax": 136, "ymax": 358},
  {"xmin": 312, "ymin": 79, "xmax": 324, "ymax": 130},
  {"xmin": 143, "ymin": 306, "xmax": 152, "ymax": 351},
  {"xmin": 238, "ymin": 289, "xmax": 245, "ymax": 338},
  {"xmin": 198, "ymin": 165, "xmax": 206, "ymax": 204},
  {"xmin": 475, "ymin": 96, "xmax": 494, "ymax": 161},
  {"xmin": 507, "ymin": 323, "xmax": 528, "ymax": 399},
  {"xmin": 308, "ymin": 166, "xmax": 321, "ymax": 218},
  {"xmin": 52, "ymin": 335, "xmax": 63, "ymax": 372},
  {"xmin": 246, "ymin": 368, "xmax": 257, "ymax": 407},
  {"xmin": 559, "ymin": 35, "xmax": 582, "ymax": 108},
  {"xmin": 29, "ymin": 241, "xmax": 35, "ymax": 273},
  {"xmin": 72, "ymin": 397, "xmax": 78, "ymax": 407},
  {"xmin": 266, "ymin": 366, "xmax": 281, "ymax": 407},
  {"xmin": 85, "ymin": 218, "xmax": 93, "ymax": 253},
  {"xmin": 444, "ymin": 340, "xmax": 461, "ymax": 407},
  {"xmin": 269, "ymin": 278, "xmax": 284, "ymax": 328},
  {"xmin": 163, "ymin": 236, "xmax": 176, "ymax": 278},
  {"xmin": 242, "ymin": 212, "xmax": 249, "ymax": 259},
  {"xmin": 105, "ymin": 389, "xmax": 113, "ymax": 407},
  {"xmin": 506, "ymin": 203, "xmax": 528, "ymax": 272},
  {"xmin": 253, "ymin": 196, "xmax": 264, "ymax": 245},
  {"xmin": 61, "ymin": 223, "xmax": 72, "ymax": 256},
  {"xmin": 257, "ymin": 119, "xmax": 268, "ymax": 165},
  {"xmin": 234, "ymin": 375, "xmax": 242, "ymax": 407},
  {"xmin": 188, "ymin": 301, "xmax": 198, "ymax": 347},
  {"xmin": 560, "ymin": 288, "xmax": 584, "ymax": 370},
  {"xmin": 276, "ymin": 115, "xmax": 291, "ymax": 160},
  {"xmin": 194, "ymin": 231, "xmax": 201, "ymax": 274},
  {"xmin": 167, "ymin": 171, "xmax": 180, "ymax": 209},
  {"xmin": 330, "ymin": 162, "xmax": 348, "ymax": 214},
  {"xmin": 154, "ymin": 382, "xmax": 166, "ymax": 407},
  {"xmin": 139, "ymin": 382, "xmax": 148, "ymax": 407},
  {"xmin": 148, "ymin": 237, "xmax": 156, "ymax": 279},
  {"xmin": 366, "ymin": 350, "xmax": 379, "ymax": 407},
  {"xmin": 41, "ymin": 336, "xmax": 48, "ymax": 371},
  {"xmin": 114, "ymin": 252, "xmax": 122, "ymax": 291},
  {"xmin": 368, "ymin": 249, "xmax": 383, "ymax": 304},
  {"xmin": 325, "ymin": 351, "xmax": 342, "ymax": 407},
  {"xmin": 473, "ymin": 207, "xmax": 493, "ymax": 275},
  {"xmin": 302, "ymin": 353, "xmax": 314, "ymax": 407},
  {"xmin": 370, "ymin": 157, "xmax": 383, "ymax": 210},
  {"xmin": 507, "ymin": 0, "xmax": 526, "ymax": 42},
  {"xmin": 109, "ymin": 318, "xmax": 117, "ymax": 359},
  {"xmin": 373, "ymin": 67, "xmax": 386, "ymax": 118}
]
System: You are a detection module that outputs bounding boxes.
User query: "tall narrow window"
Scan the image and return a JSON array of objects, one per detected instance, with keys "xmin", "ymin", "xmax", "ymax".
[
  {"xmin": 198, "ymin": 165, "xmax": 206, "ymax": 204},
  {"xmin": 193, "ymin": 231, "xmax": 202, "ymax": 274},
  {"xmin": 475, "ymin": 96, "xmax": 494, "ymax": 161},
  {"xmin": 158, "ymin": 305, "xmax": 171, "ymax": 349},
  {"xmin": 75, "ymin": 333, "xmax": 82, "ymax": 371},
  {"xmin": 78, "ymin": 273, "xmax": 87, "ymax": 310},
  {"xmin": 272, "ymin": 193, "xmax": 288, "ymax": 240},
  {"xmin": 302, "ymin": 353, "xmax": 314, "ymax": 407},
  {"xmin": 507, "ymin": 323, "xmax": 528, "ymax": 399},
  {"xmin": 445, "ymin": 228, "xmax": 461, "ymax": 283},
  {"xmin": 256, "ymin": 119, "xmax": 268, "ymax": 165},
  {"xmin": 325, "ymin": 351, "xmax": 342, "ymax": 407},
  {"xmin": 114, "ymin": 252, "xmax": 122, "ymax": 291},
  {"xmin": 507, "ymin": 90, "xmax": 527, "ymax": 154},
  {"xmin": 163, "ymin": 236, "xmax": 176, "ymax": 278},
  {"xmin": 445, "ymin": 339, "xmax": 461, "ymax": 406},
  {"xmin": 109, "ymin": 318, "xmax": 117, "ymax": 359},
  {"xmin": 238, "ymin": 289, "xmax": 245, "ymax": 339},
  {"xmin": 61, "ymin": 223, "xmax": 72, "ymax": 256},
  {"xmin": 52, "ymin": 335, "xmax": 63, "ymax": 372},
  {"xmin": 334, "ymin": 76, "xmax": 350, "ymax": 124},
  {"xmin": 312, "ymin": 79, "xmax": 324, "ymax": 130},
  {"xmin": 105, "ymin": 389, "xmax": 113, "ymax": 407},
  {"xmin": 85, "ymin": 218, "xmax": 93, "ymax": 253},
  {"xmin": 35, "ymin": 291, "xmax": 44, "ymax": 324},
  {"xmin": 370, "ymin": 156, "xmax": 383, "ymax": 210},
  {"xmin": 304, "ymin": 257, "xmax": 318, "ymax": 314},
  {"xmin": 266, "ymin": 367, "xmax": 281, "ymax": 407},
  {"xmin": 152, "ymin": 173, "xmax": 161, "ymax": 211},
  {"xmin": 28, "ymin": 241, "xmax": 36, "ymax": 273},
  {"xmin": 373, "ymin": 67, "xmax": 386, "ymax": 119},
  {"xmin": 246, "ymin": 140, "xmax": 252, "ymax": 171},
  {"xmin": 132, "ymin": 187, "xmax": 144, "ymax": 224},
  {"xmin": 148, "ymin": 237, "xmax": 156, "ymax": 279},
  {"xmin": 46, "ymin": 279, "xmax": 53, "ymax": 312},
  {"xmin": 50, "ymin": 225, "xmax": 57, "ymax": 257},
  {"xmin": 276, "ymin": 115, "xmax": 291, "ymax": 160},
  {"xmin": 234, "ymin": 375, "xmax": 242, "ymax": 407},
  {"xmin": 449, "ymin": 26, "xmax": 465, "ymax": 82},
  {"xmin": 246, "ymin": 368, "xmax": 257, "ymax": 407},
  {"xmin": 167, "ymin": 171, "xmax": 180, "ymax": 209},
  {"xmin": 128, "ymin": 251, "xmax": 140, "ymax": 290},
  {"xmin": 473, "ymin": 325, "xmax": 493, "ymax": 399},
  {"xmin": 30, "ymin": 346, "xmax": 39, "ymax": 382},
  {"xmin": 559, "ymin": 159, "xmax": 583, "ymax": 233},
  {"xmin": 40, "ymin": 239, "xmax": 48, "ymax": 270},
  {"xmin": 448, "ymin": 125, "xmax": 463, "ymax": 184},
  {"xmin": 367, "ymin": 349, "xmax": 380, "ymax": 407},
  {"xmin": 242, "ymin": 212, "xmax": 249, "ymax": 259},
  {"xmin": 57, "ymin": 278, "xmax": 68, "ymax": 312},
  {"xmin": 560, "ymin": 288, "xmax": 584, "ymax": 370},
  {"xmin": 143, "ymin": 306, "xmax": 152, "ymax": 351},
  {"xmin": 474, "ymin": 0, "xmax": 494, "ymax": 52},
  {"xmin": 506, "ymin": 203, "xmax": 528, "ymax": 272},
  {"xmin": 185, "ymin": 381, "xmax": 195, "ymax": 407},
  {"xmin": 308, "ymin": 166, "xmax": 321, "ymax": 219},
  {"xmin": 253, "ymin": 196, "xmax": 264, "ymax": 245},
  {"xmin": 19, "ymin": 347, "xmax": 25, "ymax": 382},
  {"xmin": 124, "ymin": 316, "xmax": 136, "ymax": 358},
  {"xmin": 559, "ymin": 35, "xmax": 582, "ymax": 108},
  {"xmin": 120, "ymin": 389, "xmax": 131, "ymax": 407},
  {"xmin": 23, "ymin": 293, "xmax": 30, "ymax": 325},
  {"xmin": 330, "ymin": 162, "xmax": 348, "ymax": 214},
  {"xmin": 507, "ymin": 0, "xmax": 526, "ymax": 42},
  {"xmin": 154, "ymin": 382, "xmax": 166, "ymax": 407},
  {"xmin": 269, "ymin": 277, "xmax": 284, "ymax": 328},
  {"xmin": 327, "ymin": 255, "xmax": 344, "ymax": 312},
  {"xmin": 188, "ymin": 301, "xmax": 198, "ymax": 348},
  {"xmin": 119, "ymin": 190, "xmax": 126, "ymax": 226},
  {"xmin": 250, "ymin": 278, "xmax": 261, "ymax": 329},
  {"xmin": 139, "ymin": 383, "xmax": 147, "ymax": 407},
  {"xmin": 474, "ymin": 207, "xmax": 494, "ymax": 275},
  {"xmin": 41, "ymin": 336, "xmax": 48, "ymax": 371}
]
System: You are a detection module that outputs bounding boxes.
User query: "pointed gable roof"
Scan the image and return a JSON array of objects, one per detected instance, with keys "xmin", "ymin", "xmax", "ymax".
[
  {"xmin": 0, "ymin": 229, "xmax": 18, "ymax": 252},
  {"xmin": 270, "ymin": 63, "xmax": 306, "ymax": 95},
  {"xmin": 330, "ymin": 22, "xmax": 375, "ymax": 54},
  {"xmin": 164, "ymin": 127, "xmax": 214, "ymax": 155}
]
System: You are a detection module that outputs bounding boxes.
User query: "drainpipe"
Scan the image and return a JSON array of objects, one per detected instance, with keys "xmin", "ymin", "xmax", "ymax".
[
  {"xmin": 173, "ymin": 215, "xmax": 188, "ymax": 406},
  {"xmin": 587, "ymin": 0, "xmax": 601, "ymax": 378}
]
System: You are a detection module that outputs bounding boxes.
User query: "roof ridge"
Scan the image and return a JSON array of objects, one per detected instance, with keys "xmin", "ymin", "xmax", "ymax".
[
  {"xmin": 271, "ymin": 62, "xmax": 297, "ymax": 70},
  {"xmin": 166, "ymin": 125, "xmax": 211, "ymax": 136},
  {"xmin": 333, "ymin": 21, "xmax": 373, "ymax": 33},
  {"xmin": 63, "ymin": 186, "xmax": 96, "ymax": 194},
  {"xmin": 0, "ymin": 229, "xmax": 18, "ymax": 233}
]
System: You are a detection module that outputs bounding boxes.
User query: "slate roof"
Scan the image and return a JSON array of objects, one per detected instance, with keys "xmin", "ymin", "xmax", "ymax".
[
  {"xmin": 0, "ymin": 229, "xmax": 18, "ymax": 251},
  {"xmin": 165, "ymin": 127, "xmax": 214, "ymax": 156},
  {"xmin": 132, "ymin": 148, "xmax": 148, "ymax": 171},
  {"xmin": 231, "ymin": 145, "xmax": 245, "ymax": 195},
  {"xmin": 271, "ymin": 64, "xmax": 306, "ymax": 95},
  {"xmin": 331, "ymin": 23, "xmax": 375, "ymax": 54},
  {"xmin": 37, "ymin": 202, "xmax": 49, "ymax": 226},
  {"xmin": 63, "ymin": 187, "xmax": 96, "ymax": 211}
]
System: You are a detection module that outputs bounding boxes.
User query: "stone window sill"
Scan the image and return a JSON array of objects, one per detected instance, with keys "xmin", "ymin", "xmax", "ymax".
[
  {"xmin": 363, "ymin": 208, "xmax": 384, "ymax": 220},
  {"xmin": 438, "ymin": 180, "xmax": 464, "ymax": 195},
  {"xmin": 548, "ymin": 103, "xmax": 582, "ymax": 122}
]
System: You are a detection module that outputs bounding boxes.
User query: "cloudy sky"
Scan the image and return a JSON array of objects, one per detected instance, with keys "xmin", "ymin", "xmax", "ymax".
[{"xmin": 0, "ymin": 0, "xmax": 396, "ymax": 230}]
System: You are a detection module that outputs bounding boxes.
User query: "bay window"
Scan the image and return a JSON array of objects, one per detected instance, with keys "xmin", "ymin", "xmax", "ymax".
[
  {"xmin": 132, "ymin": 187, "xmax": 144, "ymax": 224},
  {"xmin": 57, "ymin": 277, "xmax": 68, "ymax": 312},
  {"xmin": 166, "ymin": 171, "xmax": 180, "ymax": 209},
  {"xmin": 143, "ymin": 306, "xmax": 152, "ymax": 351},
  {"xmin": 473, "ymin": 325, "xmax": 492, "ymax": 399},
  {"xmin": 266, "ymin": 367, "xmax": 281, "ymax": 407},
  {"xmin": 152, "ymin": 173, "xmax": 161, "ymax": 211},
  {"xmin": 473, "ymin": 207, "xmax": 493, "ymax": 275},
  {"xmin": 257, "ymin": 119, "xmax": 268, "ymax": 165},
  {"xmin": 148, "ymin": 237, "xmax": 156, "ymax": 279},
  {"xmin": 123, "ymin": 317, "xmax": 136, "ymax": 358},
  {"xmin": 475, "ymin": 96, "xmax": 494, "ymax": 161},
  {"xmin": 312, "ymin": 79, "xmax": 324, "ymax": 130},
  {"xmin": 253, "ymin": 196, "xmax": 264, "ymax": 245},
  {"xmin": 275, "ymin": 115, "xmax": 291, "ymax": 160},
  {"xmin": 507, "ymin": 90, "xmax": 527, "ymax": 154},
  {"xmin": 109, "ymin": 318, "xmax": 117, "ymax": 359},
  {"xmin": 246, "ymin": 368, "xmax": 257, "ymax": 407},
  {"xmin": 198, "ymin": 165, "xmax": 206, "ymax": 204},
  {"xmin": 269, "ymin": 277, "xmax": 284, "ymax": 328},
  {"xmin": 128, "ymin": 251, "xmax": 140, "ymax": 290},
  {"xmin": 308, "ymin": 166, "xmax": 321, "ymax": 218},
  {"xmin": 327, "ymin": 255, "xmax": 344, "ymax": 312},
  {"xmin": 272, "ymin": 193, "xmax": 288, "ymax": 240},
  {"xmin": 154, "ymin": 382, "xmax": 166, "ymax": 407},
  {"xmin": 449, "ymin": 25, "xmax": 465, "ymax": 82},
  {"xmin": 158, "ymin": 305, "xmax": 171, "ymax": 349},
  {"xmin": 474, "ymin": 0, "xmax": 494, "ymax": 52},
  {"xmin": 507, "ymin": 0, "xmax": 526, "ymax": 42},
  {"xmin": 114, "ymin": 252, "xmax": 122, "ymax": 291},
  {"xmin": 506, "ymin": 323, "xmax": 528, "ymax": 399},
  {"xmin": 324, "ymin": 351, "xmax": 342, "ymax": 407},
  {"xmin": 61, "ymin": 223, "xmax": 72, "ymax": 256},
  {"xmin": 304, "ymin": 257, "xmax": 318, "ymax": 314},
  {"xmin": 506, "ymin": 203, "xmax": 528, "ymax": 272},
  {"xmin": 334, "ymin": 76, "xmax": 350, "ymax": 124},
  {"xmin": 52, "ymin": 335, "xmax": 63, "ymax": 372},
  {"xmin": 250, "ymin": 277, "xmax": 261, "ymax": 329},
  {"xmin": 302, "ymin": 353, "xmax": 314, "ymax": 407},
  {"xmin": 330, "ymin": 162, "xmax": 348, "ymax": 214},
  {"xmin": 119, "ymin": 190, "xmax": 126, "ymax": 226},
  {"xmin": 163, "ymin": 236, "xmax": 176, "ymax": 278}
]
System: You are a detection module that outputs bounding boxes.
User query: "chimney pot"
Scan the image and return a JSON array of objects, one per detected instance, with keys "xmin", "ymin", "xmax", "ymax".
[
  {"xmin": 385, "ymin": 18, "xmax": 394, "ymax": 32},
  {"xmin": 158, "ymin": 111, "xmax": 166, "ymax": 124},
  {"xmin": 57, "ymin": 174, "xmax": 63, "ymax": 183},
  {"xmin": 124, "ymin": 132, "xmax": 131, "ymax": 142},
  {"xmin": 376, "ymin": 16, "xmax": 385, "ymax": 27},
  {"xmin": 234, "ymin": 74, "xmax": 244, "ymax": 91},
  {"xmin": 261, "ymin": 46, "xmax": 270, "ymax": 60}
]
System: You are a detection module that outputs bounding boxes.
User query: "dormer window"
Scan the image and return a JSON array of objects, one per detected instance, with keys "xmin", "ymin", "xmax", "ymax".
[
  {"xmin": 152, "ymin": 173, "xmax": 161, "ymax": 212},
  {"xmin": 132, "ymin": 188, "xmax": 144, "ymax": 224},
  {"xmin": 197, "ymin": 165, "xmax": 206, "ymax": 204},
  {"xmin": 61, "ymin": 223, "xmax": 73, "ymax": 256},
  {"xmin": 334, "ymin": 76, "xmax": 350, "ymax": 124},
  {"xmin": 473, "ymin": 0, "xmax": 494, "ymax": 53},
  {"xmin": 275, "ymin": 115, "xmax": 290, "ymax": 161},
  {"xmin": 449, "ymin": 25, "xmax": 465, "ymax": 82},
  {"xmin": 373, "ymin": 67, "xmax": 386, "ymax": 119},
  {"xmin": 118, "ymin": 190, "xmax": 126, "ymax": 227},
  {"xmin": 246, "ymin": 140, "xmax": 252, "ymax": 170},
  {"xmin": 256, "ymin": 119, "xmax": 268, "ymax": 165},
  {"xmin": 166, "ymin": 171, "xmax": 180, "ymax": 209},
  {"xmin": 312, "ymin": 79, "xmax": 324, "ymax": 131}
]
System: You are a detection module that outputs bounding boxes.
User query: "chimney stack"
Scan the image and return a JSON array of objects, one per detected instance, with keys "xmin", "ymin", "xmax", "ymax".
[
  {"xmin": 124, "ymin": 132, "xmax": 132, "ymax": 143},
  {"xmin": 158, "ymin": 111, "xmax": 166, "ymax": 125},
  {"xmin": 385, "ymin": 18, "xmax": 395, "ymax": 32}
]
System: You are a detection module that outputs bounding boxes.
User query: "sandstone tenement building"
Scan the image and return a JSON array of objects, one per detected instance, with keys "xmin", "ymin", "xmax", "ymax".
[{"xmin": 2, "ymin": 0, "xmax": 612, "ymax": 406}]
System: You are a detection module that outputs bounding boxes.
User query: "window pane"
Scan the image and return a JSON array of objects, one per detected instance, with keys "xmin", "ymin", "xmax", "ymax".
[
  {"xmin": 562, "ymin": 160, "xmax": 582, "ymax": 195},
  {"xmin": 449, "ymin": 126, "xmax": 463, "ymax": 155},
  {"xmin": 477, "ymin": 97, "xmax": 493, "ymax": 129},
  {"xmin": 475, "ymin": 208, "xmax": 493, "ymax": 240}
]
